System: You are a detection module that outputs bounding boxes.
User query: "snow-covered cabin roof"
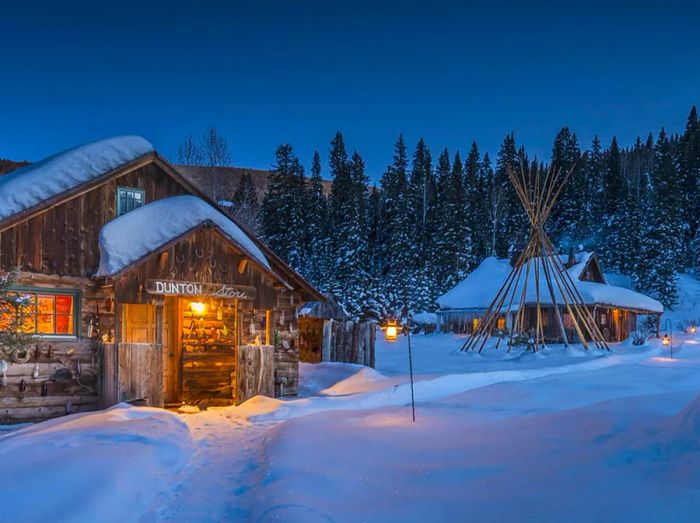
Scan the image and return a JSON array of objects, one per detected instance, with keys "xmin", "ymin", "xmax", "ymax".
[
  {"xmin": 299, "ymin": 294, "xmax": 349, "ymax": 320},
  {"xmin": 437, "ymin": 252, "xmax": 663, "ymax": 314},
  {"xmin": 0, "ymin": 136, "xmax": 154, "ymax": 222},
  {"xmin": 96, "ymin": 195, "xmax": 269, "ymax": 276}
]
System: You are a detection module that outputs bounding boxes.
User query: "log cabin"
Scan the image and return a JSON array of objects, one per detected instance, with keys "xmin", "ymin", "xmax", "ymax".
[
  {"xmin": 436, "ymin": 252, "xmax": 663, "ymax": 342},
  {"xmin": 0, "ymin": 136, "xmax": 325, "ymax": 423}
]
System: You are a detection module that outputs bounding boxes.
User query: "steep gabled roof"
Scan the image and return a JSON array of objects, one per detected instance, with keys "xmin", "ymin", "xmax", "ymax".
[{"xmin": 96, "ymin": 195, "xmax": 270, "ymax": 277}]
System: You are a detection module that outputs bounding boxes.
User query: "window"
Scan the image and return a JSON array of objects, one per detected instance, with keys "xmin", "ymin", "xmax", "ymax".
[
  {"xmin": 3, "ymin": 290, "xmax": 78, "ymax": 336},
  {"xmin": 117, "ymin": 187, "xmax": 145, "ymax": 216},
  {"xmin": 497, "ymin": 317, "xmax": 506, "ymax": 330}
]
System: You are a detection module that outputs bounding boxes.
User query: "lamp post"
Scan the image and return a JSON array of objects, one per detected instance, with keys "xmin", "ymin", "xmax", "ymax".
[
  {"xmin": 690, "ymin": 324, "xmax": 697, "ymax": 341},
  {"xmin": 662, "ymin": 318, "xmax": 673, "ymax": 359}
]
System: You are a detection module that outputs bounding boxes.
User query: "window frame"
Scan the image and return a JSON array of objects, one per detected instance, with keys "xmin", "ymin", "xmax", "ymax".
[
  {"xmin": 9, "ymin": 287, "xmax": 81, "ymax": 339},
  {"xmin": 116, "ymin": 186, "xmax": 146, "ymax": 217}
]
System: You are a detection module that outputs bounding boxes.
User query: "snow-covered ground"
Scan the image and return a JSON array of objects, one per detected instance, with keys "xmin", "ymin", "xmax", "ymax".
[{"xmin": 3, "ymin": 277, "xmax": 700, "ymax": 522}]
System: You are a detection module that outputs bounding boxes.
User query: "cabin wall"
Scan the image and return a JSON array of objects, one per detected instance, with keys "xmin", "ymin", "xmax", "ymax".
[
  {"xmin": 0, "ymin": 162, "xmax": 188, "ymax": 277},
  {"xmin": 0, "ymin": 273, "xmax": 113, "ymax": 423}
]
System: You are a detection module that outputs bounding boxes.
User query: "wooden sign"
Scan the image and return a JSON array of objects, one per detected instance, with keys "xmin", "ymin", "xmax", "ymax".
[{"xmin": 145, "ymin": 280, "xmax": 257, "ymax": 300}]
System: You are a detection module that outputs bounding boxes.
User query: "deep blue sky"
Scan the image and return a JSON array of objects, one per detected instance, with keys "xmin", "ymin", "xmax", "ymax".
[{"xmin": 1, "ymin": 1, "xmax": 698, "ymax": 179}]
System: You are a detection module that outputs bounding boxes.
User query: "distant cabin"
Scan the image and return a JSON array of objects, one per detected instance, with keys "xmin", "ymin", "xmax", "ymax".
[{"xmin": 436, "ymin": 252, "xmax": 663, "ymax": 342}]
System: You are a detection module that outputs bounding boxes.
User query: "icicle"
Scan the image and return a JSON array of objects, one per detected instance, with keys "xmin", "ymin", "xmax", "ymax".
[{"xmin": 32, "ymin": 363, "xmax": 40, "ymax": 379}]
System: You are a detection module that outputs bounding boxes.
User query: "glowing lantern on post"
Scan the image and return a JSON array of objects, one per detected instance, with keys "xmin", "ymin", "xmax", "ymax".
[
  {"xmin": 662, "ymin": 334, "xmax": 670, "ymax": 346},
  {"xmin": 385, "ymin": 320, "xmax": 398, "ymax": 342}
]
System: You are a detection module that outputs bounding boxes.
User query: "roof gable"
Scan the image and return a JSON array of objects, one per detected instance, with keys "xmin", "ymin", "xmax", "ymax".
[
  {"xmin": 96, "ymin": 195, "xmax": 270, "ymax": 278},
  {"xmin": 0, "ymin": 136, "xmax": 154, "ymax": 223}
]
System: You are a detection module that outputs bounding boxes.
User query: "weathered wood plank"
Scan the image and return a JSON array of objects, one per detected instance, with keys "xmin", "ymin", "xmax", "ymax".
[{"xmin": 236, "ymin": 344, "xmax": 274, "ymax": 405}]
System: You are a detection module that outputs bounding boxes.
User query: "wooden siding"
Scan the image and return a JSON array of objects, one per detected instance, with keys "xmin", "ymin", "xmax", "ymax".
[
  {"xmin": 113, "ymin": 227, "xmax": 279, "ymax": 310},
  {"xmin": 100, "ymin": 342, "xmax": 163, "ymax": 408},
  {"xmin": 0, "ymin": 162, "xmax": 188, "ymax": 277}
]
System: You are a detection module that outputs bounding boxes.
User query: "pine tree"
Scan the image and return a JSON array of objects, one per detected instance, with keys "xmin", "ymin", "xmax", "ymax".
[
  {"xmin": 464, "ymin": 142, "xmax": 487, "ymax": 263},
  {"xmin": 494, "ymin": 133, "xmax": 522, "ymax": 257},
  {"xmin": 304, "ymin": 151, "xmax": 330, "ymax": 288},
  {"xmin": 678, "ymin": 106, "xmax": 700, "ymax": 260},
  {"xmin": 379, "ymin": 134, "xmax": 415, "ymax": 314},
  {"xmin": 636, "ymin": 129, "xmax": 681, "ymax": 308},
  {"xmin": 0, "ymin": 269, "xmax": 36, "ymax": 359},
  {"xmin": 326, "ymin": 133, "xmax": 368, "ymax": 315},
  {"xmin": 550, "ymin": 127, "xmax": 583, "ymax": 245},
  {"xmin": 261, "ymin": 144, "xmax": 306, "ymax": 270},
  {"xmin": 409, "ymin": 139, "xmax": 438, "ymax": 311},
  {"xmin": 598, "ymin": 137, "xmax": 627, "ymax": 271},
  {"xmin": 231, "ymin": 172, "xmax": 260, "ymax": 233},
  {"xmin": 581, "ymin": 136, "xmax": 605, "ymax": 241}
]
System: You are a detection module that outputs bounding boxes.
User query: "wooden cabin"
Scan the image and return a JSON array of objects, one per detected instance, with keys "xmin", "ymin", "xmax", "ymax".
[
  {"xmin": 436, "ymin": 252, "xmax": 663, "ymax": 343},
  {"xmin": 0, "ymin": 136, "xmax": 324, "ymax": 423}
]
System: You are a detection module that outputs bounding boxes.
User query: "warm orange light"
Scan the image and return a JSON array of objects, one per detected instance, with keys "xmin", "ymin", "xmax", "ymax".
[
  {"xmin": 690, "ymin": 326, "xmax": 697, "ymax": 334},
  {"xmin": 190, "ymin": 301, "xmax": 206, "ymax": 316},
  {"xmin": 662, "ymin": 334, "xmax": 671, "ymax": 346},
  {"xmin": 385, "ymin": 321, "xmax": 398, "ymax": 341}
]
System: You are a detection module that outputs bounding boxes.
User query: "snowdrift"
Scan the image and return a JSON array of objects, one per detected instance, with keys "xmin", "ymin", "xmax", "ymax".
[{"xmin": 0, "ymin": 404, "xmax": 193, "ymax": 522}]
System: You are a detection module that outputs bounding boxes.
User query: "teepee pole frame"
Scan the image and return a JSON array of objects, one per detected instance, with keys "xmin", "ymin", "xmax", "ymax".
[{"xmin": 461, "ymin": 162, "xmax": 610, "ymax": 352}]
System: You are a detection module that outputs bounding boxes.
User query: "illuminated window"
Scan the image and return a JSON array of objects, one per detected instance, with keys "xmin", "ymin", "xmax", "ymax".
[
  {"xmin": 472, "ymin": 318, "xmax": 479, "ymax": 331},
  {"xmin": 4, "ymin": 290, "xmax": 78, "ymax": 336},
  {"xmin": 497, "ymin": 317, "xmax": 505, "ymax": 330},
  {"xmin": 117, "ymin": 187, "xmax": 145, "ymax": 216}
]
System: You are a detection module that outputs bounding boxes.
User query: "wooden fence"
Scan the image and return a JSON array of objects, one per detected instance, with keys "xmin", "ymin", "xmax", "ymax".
[{"xmin": 329, "ymin": 321, "xmax": 376, "ymax": 368}]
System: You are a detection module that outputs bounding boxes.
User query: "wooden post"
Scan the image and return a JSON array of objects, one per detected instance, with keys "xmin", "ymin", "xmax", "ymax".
[{"xmin": 152, "ymin": 296, "xmax": 164, "ymax": 407}]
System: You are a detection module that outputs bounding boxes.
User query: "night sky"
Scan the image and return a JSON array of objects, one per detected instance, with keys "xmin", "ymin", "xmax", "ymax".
[{"xmin": 2, "ymin": 1, "xmax": 698, "ymax": 179}]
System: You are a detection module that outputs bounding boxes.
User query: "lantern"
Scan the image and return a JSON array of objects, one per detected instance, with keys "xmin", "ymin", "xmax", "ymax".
[
  {"xmin": 690, "ymin": 325, "xmax": 697, "ymax": 335},
  {"xmin": 662, "ymin": 334, "xmax": 670, "ymax": 346},
  {"xmin": 190, "ymin": 301, "xmax": 206, "ymax": 316},
  {"xmin": 385, "ymin": 320, "xmax": 398, "ymax": 342}
]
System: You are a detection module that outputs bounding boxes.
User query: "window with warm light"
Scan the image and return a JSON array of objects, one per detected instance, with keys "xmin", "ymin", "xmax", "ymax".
[
  {"xmin": 2, "ymin": 290, "xmax": 78, "ymax": 336},
  {"xmin": 472, "ymin": 318, "xmax": 480, "ymax": 331},
  {"xmin": 497, "ymin": 317, "xmax": 505, "ymax": 330}
]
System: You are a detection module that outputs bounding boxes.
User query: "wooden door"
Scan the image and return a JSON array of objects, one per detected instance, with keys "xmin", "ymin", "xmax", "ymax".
[
  {"xmin": 123, "ymin": 304, "xmax": 155, "ymax": 343},
  {"xmin": 163, "ymin": 297, "xmax": 180, "ymax": 404}
]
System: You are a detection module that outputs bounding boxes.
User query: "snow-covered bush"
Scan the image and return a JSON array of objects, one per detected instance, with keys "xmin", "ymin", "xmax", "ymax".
[
  {"xmin": 631, "ymin": 330, "xmax": 648, "ymax": 346},
  {"xmin": 676, "ymin": 318, "xmax": 699, "ymax": 334},
  {"xmin": 631, "ymin": 316, "xmax": 657, "ymax": 345}
]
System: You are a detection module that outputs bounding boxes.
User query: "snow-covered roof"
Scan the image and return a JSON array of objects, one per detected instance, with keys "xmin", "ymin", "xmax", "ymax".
[
  {"xmin": 96, "ymin": 195, "xmax": 270, "ymax": 276},
  {"xmin": 437, "ymin": 253, "xmax": 663, "ymax": 314},
  {"xmin": 0, "ymin": 136, "xmax": 154, "ymax": 222}
]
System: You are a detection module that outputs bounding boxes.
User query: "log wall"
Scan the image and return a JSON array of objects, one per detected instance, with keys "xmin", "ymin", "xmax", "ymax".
[{"xmin": 0, "ymin": 274, "xmax": 112, "ymax": 423}]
